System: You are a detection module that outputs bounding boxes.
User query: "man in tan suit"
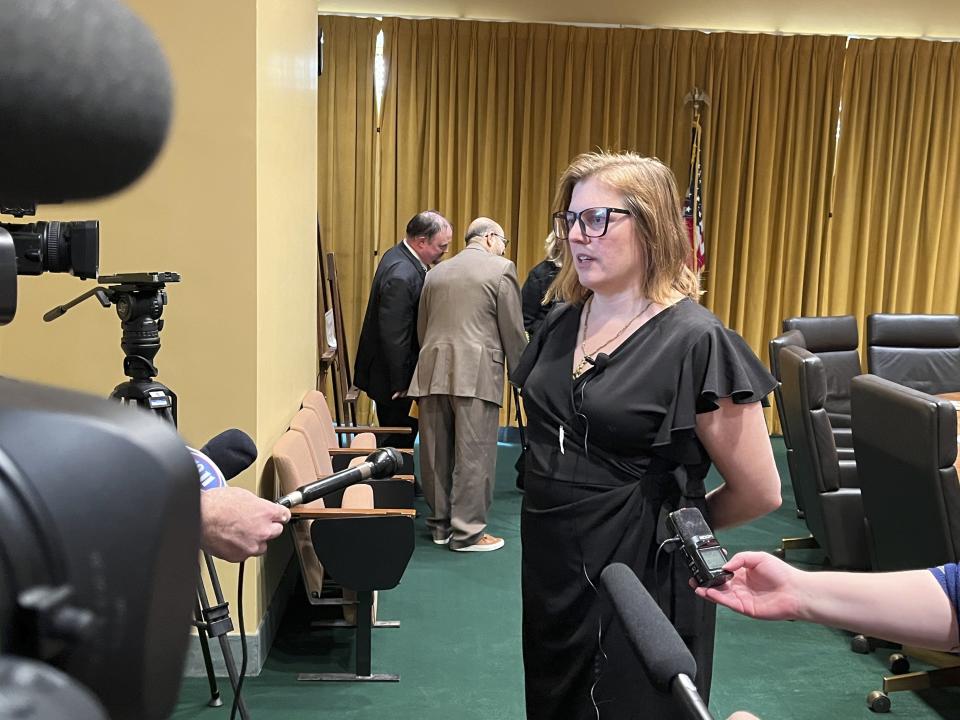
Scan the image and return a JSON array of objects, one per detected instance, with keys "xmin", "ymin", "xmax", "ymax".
[{"xmin": 408, "ymin": 217, "xmax": 527, "ymax": 551}]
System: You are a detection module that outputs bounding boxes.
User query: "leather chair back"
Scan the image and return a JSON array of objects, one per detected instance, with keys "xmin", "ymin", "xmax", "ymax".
[
  {"xmin": 851, "ymin": 374, "xmax": 960, "ymax": 570},
  {"xmin": 780, "ymin": 346, "xmax": 869, "ymax": 568},
  {"xmin": 866, "ymin": 313, "xmax": 960, "ymax": 395},
  {"xmin": 769, "ymin": 329, "xmax": 806, "ymax": 450},
  {"xmin": 783, "ymin": 315, "xmax": 861, "ymax": 428}
]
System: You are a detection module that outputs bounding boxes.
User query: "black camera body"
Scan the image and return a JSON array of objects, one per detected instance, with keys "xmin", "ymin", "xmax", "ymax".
[
  {"xmin": 667, "ymin": 508, "xmax": 733, "ymax": 588},
  {"xmin": 2, "ymin": 218, "xmax": 99, "ymax": 279},
  {"xmin": 0, "ymin": 203, "xmax": 100, "ymax": 325}
]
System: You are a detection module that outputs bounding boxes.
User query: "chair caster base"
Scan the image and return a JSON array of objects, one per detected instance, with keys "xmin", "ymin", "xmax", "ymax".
[
  {"xmin": 888, "ymin": 653, "xmax": 910, "ymax": 674},
  {"xmin": 851, "ymin": 635, "xmax": 873, "ymax": 654},
  {"xmin": 867, "ymin": 690, "xmax": 891, "ymax": 713}
]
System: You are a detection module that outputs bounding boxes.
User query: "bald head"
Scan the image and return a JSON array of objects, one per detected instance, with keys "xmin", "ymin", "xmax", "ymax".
[{"xmin": 465, "ymin": 217, "xmax": 507, "ymax": 256}]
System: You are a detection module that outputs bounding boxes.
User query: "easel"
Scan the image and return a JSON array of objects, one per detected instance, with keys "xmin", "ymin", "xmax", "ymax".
[{"xmin": 315, "ymin": 214, "xmax": 359, "ymax": 428}]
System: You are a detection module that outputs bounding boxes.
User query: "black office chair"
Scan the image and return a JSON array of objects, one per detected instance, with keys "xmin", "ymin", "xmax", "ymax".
[
  {"xmin": 783, "ymin": 315, "xmax": 862, "ymax": 445},
  {"xmin": 866, "ymin": 313, "xmax": 960, "ymax": 395},
  {"xmin": 769, "ymin": 329, "xmax": 808, "ymax": 517},
  {"xmin": 776, "ymin": 345, "xmax": 870, "ymax": 569},
  {"xmin": 850, "ymin": 374, "xmax": 960, "ymax": 711}
]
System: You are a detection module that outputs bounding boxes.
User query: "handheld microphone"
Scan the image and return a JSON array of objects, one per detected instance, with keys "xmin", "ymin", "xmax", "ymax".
[
  {"xmin": 277, "ymin": 448, "xmax": 403, "ymax": 508},
  {"xmin": 600, "ymin": 563, "xmax": 715, "ymax": 720},
  {"xmin": 187, "ymin": 429, "xmax": 258, "ymax": 491},
  {"xmin": 0, "ymin": 0, "xmax": 173, "ymax": 204}
]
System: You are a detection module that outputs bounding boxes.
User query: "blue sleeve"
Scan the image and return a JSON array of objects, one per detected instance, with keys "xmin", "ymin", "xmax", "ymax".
[{"xmin": 929, "ymin": 563, "xmax": 960, "ymax": 631}]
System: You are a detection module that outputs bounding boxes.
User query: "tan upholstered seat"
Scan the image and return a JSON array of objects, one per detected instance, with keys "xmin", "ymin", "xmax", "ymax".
[{"xmin": 272, "ymin": 429, "xmax": 372, "ymax": 603}]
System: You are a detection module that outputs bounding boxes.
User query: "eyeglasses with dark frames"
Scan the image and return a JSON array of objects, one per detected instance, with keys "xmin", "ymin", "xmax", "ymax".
[{"xmin": 552, "ymin": 207, "xmax": 631, "ymax": 240}]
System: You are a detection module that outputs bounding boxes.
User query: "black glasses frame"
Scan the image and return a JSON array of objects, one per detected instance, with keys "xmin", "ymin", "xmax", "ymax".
[{"xmin": 552, "ymin": 207, "xmax": 631, "ymax": 240}]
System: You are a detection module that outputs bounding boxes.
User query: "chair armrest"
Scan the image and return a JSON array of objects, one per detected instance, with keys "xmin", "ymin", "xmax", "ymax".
[
  {"xmin": 328, "ymin": 447, "xmax": 414, "ymax": 455},
  {"xmin": 291, "ymin": 507, "xmax": 416, "ymax": 518},
  {"xmin": 333, "ymin": 426, "xmax": 413, "ymax": 435},
  {"xmin": 345, "ymin": 386, "xmax": 360, "ymax": 403}
]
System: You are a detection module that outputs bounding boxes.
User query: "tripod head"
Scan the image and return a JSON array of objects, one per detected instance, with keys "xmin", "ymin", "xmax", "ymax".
[{"xmin": 45, "ymin": 271, "xmax": 182, "ymax": 424}]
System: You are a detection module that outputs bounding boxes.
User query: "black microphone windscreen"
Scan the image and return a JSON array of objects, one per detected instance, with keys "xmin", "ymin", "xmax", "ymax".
[
  {"xmin": 600, "ymin": 563, "xmax": 697, "ymax": 693},
  {"xmin": 594, "ymin": 353, "xmax": 610, "ymax": 372},
  {"xmin": 367, "ymin": 447, "xmax": 403, "ymax": 478},
  {"xmin": 0, "ymin": 0, "xmax": 173, "ymax": 204},
  {"xmin": 200, "ymin": 429, "xmax": 257, "ymax": 482}
]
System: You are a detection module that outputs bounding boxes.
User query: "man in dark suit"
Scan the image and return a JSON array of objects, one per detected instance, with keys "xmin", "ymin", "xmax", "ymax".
[{"xmin": 354, "ymin": 211, "xmax": 452, "ymax": 448}]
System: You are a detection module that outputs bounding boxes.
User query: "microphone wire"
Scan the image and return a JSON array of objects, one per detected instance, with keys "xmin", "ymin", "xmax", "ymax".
[
  {"xmin": 230, "ymin": 561, "xmax": 248, "ymax": 720},
  {"xmin": 654, "ymin": 537, "xmax": 682, "ymax": 610}
]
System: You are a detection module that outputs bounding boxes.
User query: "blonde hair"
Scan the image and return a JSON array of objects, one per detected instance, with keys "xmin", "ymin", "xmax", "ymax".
[
  {"xmin": 544, "ymin": 232, "xmax": 563, "ymax": 265},
  {"xmin": 544, "ymin": 151, "xmax": 701, "ymax": 306}
]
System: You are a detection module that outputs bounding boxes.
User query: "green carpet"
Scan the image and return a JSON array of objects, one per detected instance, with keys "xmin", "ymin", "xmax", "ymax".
[{"xmin": 172, "ymin": 439, "xmax": 960, "ymax": 719}]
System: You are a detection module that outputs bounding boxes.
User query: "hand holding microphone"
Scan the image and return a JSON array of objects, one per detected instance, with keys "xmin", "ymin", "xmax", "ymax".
[{"xmin": 191, "ymin": 429, "xmax": 291, "ymax": 562}]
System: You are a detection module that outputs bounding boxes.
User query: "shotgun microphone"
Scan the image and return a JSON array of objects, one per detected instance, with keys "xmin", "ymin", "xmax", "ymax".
[
  {"xmin": 276, "ymin": 448, "xmax": 403, "ymax": 508},
  {"xmin": 600, "ymin": 563, "xmax": 715, "ymax": 720},
  {"xmin": 0, "ymin": 0, "xmax": 173, "ymax": 204}
]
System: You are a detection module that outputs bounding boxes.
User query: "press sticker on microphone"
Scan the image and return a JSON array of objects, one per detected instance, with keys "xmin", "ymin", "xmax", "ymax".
[{"xmin": 188, "ymin": 447, "xmax": 226, "ymax": 491}]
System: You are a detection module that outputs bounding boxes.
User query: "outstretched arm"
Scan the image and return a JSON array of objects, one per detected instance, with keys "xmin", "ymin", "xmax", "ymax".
[{"xmin": 695, "ymin": 552, "xmax": 959, "ymax": 652}]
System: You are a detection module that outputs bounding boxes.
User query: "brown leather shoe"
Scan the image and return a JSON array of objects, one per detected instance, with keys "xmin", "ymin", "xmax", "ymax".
[{"xmin": 452, "ymin": 533, "xmax": 504, "ymax": 552}]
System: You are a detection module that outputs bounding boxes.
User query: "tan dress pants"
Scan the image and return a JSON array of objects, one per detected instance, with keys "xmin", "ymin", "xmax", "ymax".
[{"xmin": 418, "ymin": 394, "xmax": 500, "ymax": 549}]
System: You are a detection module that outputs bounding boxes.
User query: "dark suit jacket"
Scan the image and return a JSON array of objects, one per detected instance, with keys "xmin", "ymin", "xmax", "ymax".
[{"xmin": 354, "ymin": 242, "xmax": 427, "ymax": 403}]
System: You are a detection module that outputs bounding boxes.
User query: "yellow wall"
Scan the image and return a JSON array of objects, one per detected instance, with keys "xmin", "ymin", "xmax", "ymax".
[
  {"xmin": 0, "ymin": 0, "xmax": 318, "ymax": 631},
  {"xmin": 315, "ymin": 0, "xmax": 960, "ymax": 39},
  {"xmin": 255, "ymin": 0, "xmax": 320, "ymax": 618}
]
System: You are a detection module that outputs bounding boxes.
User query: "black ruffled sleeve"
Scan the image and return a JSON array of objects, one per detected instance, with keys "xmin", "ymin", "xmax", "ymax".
[{"xmin": 653, "ymin": 323, "xmax": 776, "ymax": 447}]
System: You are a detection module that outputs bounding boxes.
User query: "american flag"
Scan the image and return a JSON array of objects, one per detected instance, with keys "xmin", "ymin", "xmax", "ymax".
[{"xmin": 683, "ymin": 110, "xmax": 706, "ymax": 272}]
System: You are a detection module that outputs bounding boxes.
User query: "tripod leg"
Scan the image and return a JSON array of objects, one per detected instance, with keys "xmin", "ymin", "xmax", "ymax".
[
  {"xmin": 194, "ymin": 596, "xmax": 223, "ymax": 707},
  {"xmin": 199, "ymin": 553, "xmax": 251, "ymax": 720}
]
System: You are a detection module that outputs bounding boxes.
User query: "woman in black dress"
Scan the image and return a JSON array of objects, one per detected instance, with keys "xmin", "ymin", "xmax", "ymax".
[
  {"xmin": 513, "ymin": 152, "xmax": 782, "ymax": 719},
  {"xmin": 521, "ymin": 232, "xmax": 562, "ymax": 338}
]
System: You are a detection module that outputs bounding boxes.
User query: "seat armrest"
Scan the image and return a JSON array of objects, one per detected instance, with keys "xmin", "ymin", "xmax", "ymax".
[
  {"xmin": 333, "ymin": 426, "xmax": 413, "ymax": 435},
  {"xmin": 291, "ymin": 507, "xmax": 416, "ymax": 518}
]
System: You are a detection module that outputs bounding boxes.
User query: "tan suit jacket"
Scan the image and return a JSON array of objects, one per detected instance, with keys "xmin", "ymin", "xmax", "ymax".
[{"xmin": 407, "ymin": 243, "xmax": 528, "ymax": 407}]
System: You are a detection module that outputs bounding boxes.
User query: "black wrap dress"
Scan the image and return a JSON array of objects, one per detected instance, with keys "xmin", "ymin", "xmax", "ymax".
[{"xmin": 513, "ymin": 298, "xmax": 776, "ymax": 720}]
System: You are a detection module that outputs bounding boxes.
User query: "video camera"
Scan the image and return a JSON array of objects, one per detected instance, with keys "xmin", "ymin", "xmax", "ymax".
[{"xmin": 0, "ymin": 2, "xmax": 202, "ymax": 719}]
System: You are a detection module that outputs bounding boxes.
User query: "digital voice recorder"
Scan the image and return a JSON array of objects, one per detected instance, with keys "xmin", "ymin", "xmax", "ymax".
[{"xmin": 666, "ymin": 507, "xmax": 733, "ymax": 588}]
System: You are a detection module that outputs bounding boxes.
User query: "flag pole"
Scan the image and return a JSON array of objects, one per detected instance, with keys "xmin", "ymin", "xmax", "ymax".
[{"xmin": 682, "ymin": 87, "xmax": 710, "ymax": 274}]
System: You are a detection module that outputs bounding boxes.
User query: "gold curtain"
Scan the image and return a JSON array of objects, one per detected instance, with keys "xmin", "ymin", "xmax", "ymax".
[
  {"xmin": 824, "ymin": 38, "xmax": 960, "ymax": 319},
  {"xmin": 698, "ymin": 33, "xmax": 846, "ymax": 430},
  {"xmin": 318, "ymin": 16, "xmax": 960, "ymax": 433},
  {"xmin": 317, "ymin": 16, "xmax": 380, "ymax": 419}
]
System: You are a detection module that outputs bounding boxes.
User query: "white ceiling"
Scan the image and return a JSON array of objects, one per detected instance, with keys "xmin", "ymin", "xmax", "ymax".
[{"xmin": 316, "ymin": 0, "xmax": 960, "ymax": 40}]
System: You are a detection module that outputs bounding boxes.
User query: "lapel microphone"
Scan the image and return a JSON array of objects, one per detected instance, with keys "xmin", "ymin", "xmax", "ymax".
[{"xmin": 585, "ymin": 353, "xmax": 610, "ymax": 372}]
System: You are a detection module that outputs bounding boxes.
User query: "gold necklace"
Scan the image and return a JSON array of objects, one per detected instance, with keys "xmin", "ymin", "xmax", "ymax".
[{"xmin": 572, "ymin": 297, "xmax": 654, "ymax": 379}]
